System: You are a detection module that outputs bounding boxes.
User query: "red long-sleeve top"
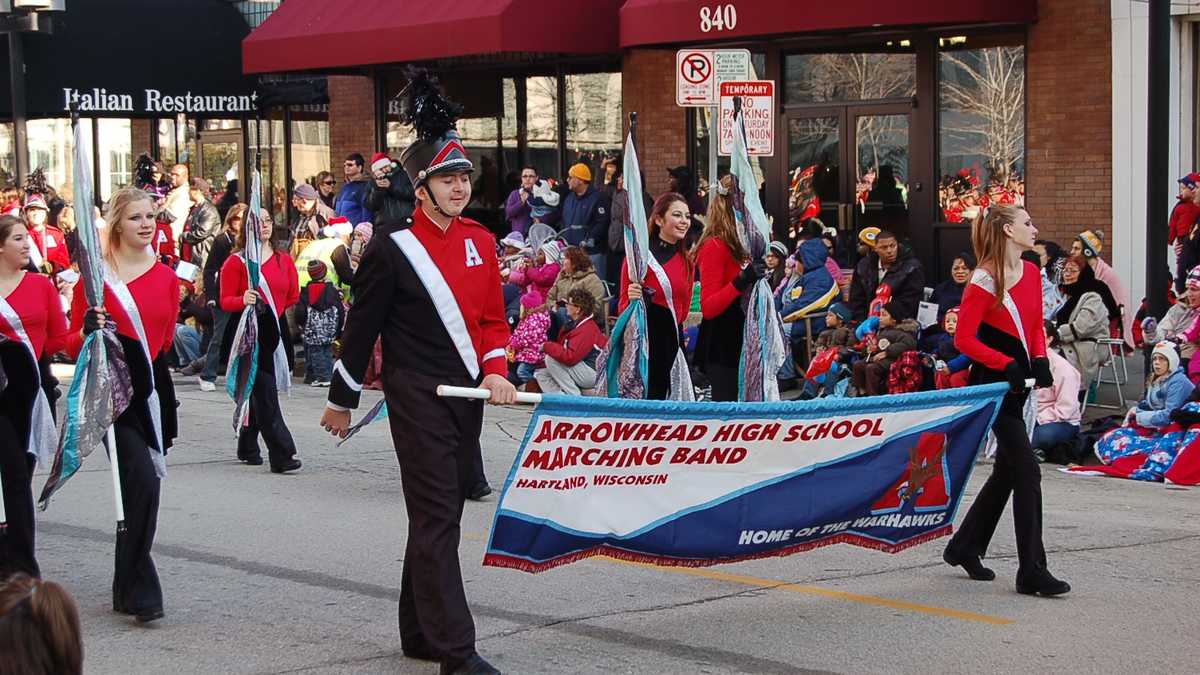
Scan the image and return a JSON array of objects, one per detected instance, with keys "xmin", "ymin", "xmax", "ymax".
[
  {"xmin": 1169, "ymin": 199, "xmax": 1200, "ymax": 244},
  {"xmin": 66, "ymin": 262, "xmax": 178, "ymax": 360},
  {"xmin": 618, "ymin": 251, "xmax": 693, "ymax": 325},
  {"xmin": 152, "ymin": 218, "xmax": 179, "ymax": 266},
  {"xmin": 954, "ymin": 261, "xmax": 1046, "ymax": 373},
  {"xmin": 0, "ymin": 272, "xmax": 68, "ymax": 358},
  {"xmin": 29, "ymin": 224, "xmax": 70, "ymax": 273},
  {"xmin": 219, "ymin": 251, "xmax": 300, "ymax": 317},
  {"xmin": 697, "ymin": 238, "xmax": 744, "ymax": 320}
]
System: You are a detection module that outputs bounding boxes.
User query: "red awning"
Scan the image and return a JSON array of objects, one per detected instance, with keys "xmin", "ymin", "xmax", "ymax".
[
  {"xmin": 620, "ymin": 0, "xmax": 1037, "ymax": 47},
  {"xmin": 244, "ymin": 0, "xmax": 622, "ymax": 74}
]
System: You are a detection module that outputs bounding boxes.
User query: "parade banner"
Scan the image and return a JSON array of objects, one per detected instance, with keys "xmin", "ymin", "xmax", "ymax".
[{"xmin": 484, "ymin": 383, "xmax": 1008, "ymax": 573}]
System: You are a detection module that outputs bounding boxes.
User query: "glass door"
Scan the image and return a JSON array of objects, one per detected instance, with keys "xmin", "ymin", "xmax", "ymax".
[
  {"xmin": 848, "ymin": 104, "xmax": 911, "ymax": 241},
  {"xmin": 197, "ymin": 129, "xmax": 241, "ymax": 198},
  {"xmin": 785, "ymin": 108, "xmax": 844, "ymax": 237}
]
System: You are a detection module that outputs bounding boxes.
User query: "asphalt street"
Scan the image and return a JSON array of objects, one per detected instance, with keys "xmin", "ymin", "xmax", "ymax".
[{"xmin": 30, "ymin": 370, "xmax": 1198, "ymax": 674}]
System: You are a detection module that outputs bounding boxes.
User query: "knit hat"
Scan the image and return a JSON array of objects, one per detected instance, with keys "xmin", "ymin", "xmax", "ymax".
[
  {"xmin": 1077, "ymin": 230, "xmax": 1103, "ymax": 258},
  {"xmin": 540, "ymin": 241, "xmax": 563, "ymax": 264},
  {"xmin": 520, "ymin": 289, "xmax": 544, "ymax": 310},
  {"xmin": 23, "ymin": 194, "xmax": 47, "ymax": 211},
  {"xmin": 354, "ymin": 222, "xmax": 374, "ymax": 246},
  {"xmin": 568, "ymin": 163, "xmax": 592, "ymax": 182},
  {"xmin": 307, "ymin": 259, "xmax": 327, "ymax": 281},
  {"xmin": 827, "ymin": 302, "xmax": 853, "ymax": 323},
  {"xmin": 858, "ymin": 226, "xmax": 881, "ymax": 249},
  {"xmin": 880, "ymin": 300, "xmax": 908, "ymax": 321},
  {"xmin": 294, "ymin": 183, "xmax": 319, "ymax": 201},
  {"xmin": 371, "ymin": 152, "xmax": 393, "ymax": 176},
  {"xmin": 768, "ymin": 241, "xmax": 789, "ymax": 259},
  {"xmin": 1179, "ymin": 173, "xmax": 1200, "ymax": 190},
  {"xmin": 1187, "ymin": 265, "xmax": 1200, "ymax": 290},
  {"xmin": 501, "ymin": 231, "xmax": 527, "ymax": 249},
  {"xmin": 1153, "ymin": 341, "xmax": 1180, "ymax": 374}
]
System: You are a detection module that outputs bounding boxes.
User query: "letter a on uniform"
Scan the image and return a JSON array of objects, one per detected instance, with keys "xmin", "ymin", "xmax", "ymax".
[
  {"xmin": 871, "ymin": 432, "xmax": 950, "ymax": 514},
  {"xmin": 464, "ymin": 239, "xmax": 483, "ymax": 267}
]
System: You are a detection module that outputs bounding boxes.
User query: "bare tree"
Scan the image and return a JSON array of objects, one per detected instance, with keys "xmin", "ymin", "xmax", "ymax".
[{"xmin": 939, "ymin": 47, "xmax": 1025, "ymax": 179}]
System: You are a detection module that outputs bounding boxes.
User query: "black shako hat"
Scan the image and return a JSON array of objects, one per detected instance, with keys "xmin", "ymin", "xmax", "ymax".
[{"xmin": 398, "ymin": 67, "xmax": 473, "ymax": 187}]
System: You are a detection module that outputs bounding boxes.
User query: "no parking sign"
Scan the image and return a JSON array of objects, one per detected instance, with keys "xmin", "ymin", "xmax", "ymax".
[{"xmin": 719, "ymin": 80, "xmax": 775, "ymax": 156}]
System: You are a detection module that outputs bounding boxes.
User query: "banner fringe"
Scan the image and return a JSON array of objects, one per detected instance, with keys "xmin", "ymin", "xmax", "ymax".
[{"xmin": 483, "ymin": 525, "xmax": 954, "ymax": 574}]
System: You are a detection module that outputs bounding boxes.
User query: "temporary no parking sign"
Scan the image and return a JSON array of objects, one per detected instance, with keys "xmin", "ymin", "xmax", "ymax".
[{"xmin": 719, "ymin": 80, "xmax": 775, "ymax": 156}]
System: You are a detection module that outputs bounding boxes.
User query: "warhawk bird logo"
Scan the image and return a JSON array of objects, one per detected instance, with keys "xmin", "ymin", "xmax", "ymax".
[{"xmin": 871, "ymin": 432, "xmax": 950, "ymax": 514}]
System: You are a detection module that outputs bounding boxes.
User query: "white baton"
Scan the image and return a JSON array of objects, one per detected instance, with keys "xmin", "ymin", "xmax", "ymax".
[{"xmin": 437, "ymin": 385, "xmax": 543, "ymax": 404}]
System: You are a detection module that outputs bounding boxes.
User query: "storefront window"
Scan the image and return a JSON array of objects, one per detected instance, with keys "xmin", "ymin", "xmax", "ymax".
[
  {"xmin": 96, "ymin": 118, "xmax": 132, "ymax": 201},
  {"xmin": 289, "ymin": 109, "xmax": 330, "ymax": 189},
  {"xmin": 526, "ymin": 75, "xmax": 559, "ymax": 181},
  {"xmin": 248, "ymin": 113, "xmax": 286, "ymax": 224},
  {"xmin": 564, "ymin": 72, "xmax": 622, "ymax": 185},
  {"xmin": 0, "ymin": 123, "xmax": 15, "ymax": 186},
  {"xmin": 937, "ymin": 43, "xmax": 1026, "ymax": 221},
  {"xmin": 785, "ymin": 52, "xmax": 916, "ymax": 104},
  {"xmin": 27, "ymin": 119, "xmax": 89, "ymax": 202},
  {"xmin": 158, "ymin": 119, "xmax": 176, "ymax": 166}
]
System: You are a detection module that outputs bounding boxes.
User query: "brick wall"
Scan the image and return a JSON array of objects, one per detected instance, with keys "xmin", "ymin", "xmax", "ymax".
[
  {"xmin": 130, "ymin": 119, "xmax": 154, "ymax": 158},
  {"xmin": 328, "ymin": 75, "xmax": 377, "ymax": 190},
  {"xmin": 1026, "ymin": 0, "xmax": 1113, "ymax": 259},
  {"xmin": 622, "ymin": 49, "xmax": 688, "ymax": 197}
]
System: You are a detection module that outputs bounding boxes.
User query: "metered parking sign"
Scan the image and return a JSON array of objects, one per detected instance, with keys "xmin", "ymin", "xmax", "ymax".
[{"xmin": 719, "ymin": 80, "xmax": 775, "ymax": 156}]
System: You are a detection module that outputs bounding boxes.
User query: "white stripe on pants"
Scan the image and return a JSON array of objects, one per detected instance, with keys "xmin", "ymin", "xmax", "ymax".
[{"xmin": 534, "ymin": 356, "xmax": 597, "ymax": 395}]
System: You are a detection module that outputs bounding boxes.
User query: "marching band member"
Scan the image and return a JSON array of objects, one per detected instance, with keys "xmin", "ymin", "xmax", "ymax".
[
  {"xmin": 942, "ymin": 205, "xmax": 1070, "ymax": 597},
  {"xmin": 0, "ymin": 215, "xmax": 67, "ymax": 578},
  {"xmin": 66, "ymin": 187, "xmax": 179, "ymax": 622},
  {"xmin": 319, "ymin": 69, "xmax": 511, "ymax": 675}
]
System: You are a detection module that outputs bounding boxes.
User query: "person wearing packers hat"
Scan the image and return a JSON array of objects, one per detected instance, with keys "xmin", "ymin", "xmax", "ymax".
[
  {"xmin": 560, "ymin": 161, "xmax": 612, "ymax": 280},
  {"xmin": 1069, "ymin": 229, "xmax": 1133, "ymax": 348},
  {"xmin": 857, "ymin": 226, "xmax": 880, "ymax": 256},
  {"xmin": 319, "ymin": 67, "xmax": 510, "ymax": 675},
  {"xmin": 1170, "ymin": 172, "xmax": 1200, "ymax": 295},
  {"xmin": 22, "ymin": 194, "xmax": 69, "ymax": 275}
]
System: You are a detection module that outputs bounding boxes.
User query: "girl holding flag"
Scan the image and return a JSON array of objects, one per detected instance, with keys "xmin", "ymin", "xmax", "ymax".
[
  {"xmin": 0, "ymin": 214, "xmax": 67, "ymax": 578},
  {"xmin": 66, "ymin": 187, "xmax": 179, "ymax": 622},
  {"xmin": 219, "ymin": 207, "xmax": 301, "ymax": 473}
]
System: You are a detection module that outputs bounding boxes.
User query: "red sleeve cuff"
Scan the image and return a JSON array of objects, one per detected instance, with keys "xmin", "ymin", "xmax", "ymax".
[{"xmin": 482, "ymin": 355, "xmax": 508, "ymax": 378}]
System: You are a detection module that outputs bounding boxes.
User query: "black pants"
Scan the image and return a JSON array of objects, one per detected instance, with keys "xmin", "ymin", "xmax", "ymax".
[
  {"xmin": 386, "ymin": 369, "xmax": 481, "ymax": 662},
  {"xmin": 945, "ymin": 407, "xmax": 1048, "ymax": 583},
  {"xmin": 646, "ymin": 303, "xmax": 679, "ymax": 401},
  {"xmin": 0, "ymin": 414, "xmax": 37, "ymax": 579},
  {"xmin": 707, "ymin": 364, "xmax": 739, "ymax": 402},
  {"xmin": 237, "ymin": 374, "xmax": 298, "ymax": 468},
  {"xmin": 111, "ymin": 421, "xmax": 163, "ymax": 613}
]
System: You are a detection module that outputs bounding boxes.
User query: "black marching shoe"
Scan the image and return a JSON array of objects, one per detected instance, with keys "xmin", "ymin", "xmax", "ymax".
[
  {"xmin": 440, "ymin": 653, "xmax": 501, "ymax": 675},
  {"xmin": 943, "ymin": 548, "xmax": 996, "ymax": 581},
  {"xmin": 467, "ymin": 483, "xmax": 493, "ymax": 501},
  {"xmin": 239, "ymin": 454, "xmax": 264, "ymax": 466},
  {"xmin": 270, "ymin": 458, "xmax": 302, "ymax": 474},
  {"xmin": 1016, "ymin": 570, "xmax": 1071, "ymax": 597},
  {"xmin": 135, "ymin": 606, "xmax": 165, "ymax": 623}
]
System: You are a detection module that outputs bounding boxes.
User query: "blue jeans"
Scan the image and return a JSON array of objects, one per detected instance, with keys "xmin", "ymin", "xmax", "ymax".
[
  {"xmin": 515, "ymin": 362, "xmax": 537, "ymax": 383},
  {"xmin": 201, "ymin": 306, "xmax": 231, "ymax": 382},
  {"xmin": 305, "ymin": 342, "xmax": 334, "ymax": 382},
  {"xmin": 174, "ymin": 325, "xmax": 202, "ymax": 365},
  {"xmin": 1031, "ymin": 421, "xmax": 1079, "ymax": 451}
]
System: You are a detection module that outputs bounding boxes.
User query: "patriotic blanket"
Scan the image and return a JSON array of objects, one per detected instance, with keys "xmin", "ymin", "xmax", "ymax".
[
  {"xmin": 1064, "ymin": 403, "xmax": 1200, "ymax": 485},
  {"xmin": 484, "ymin": 383, "xmax": 1008, "ymax": 572}
]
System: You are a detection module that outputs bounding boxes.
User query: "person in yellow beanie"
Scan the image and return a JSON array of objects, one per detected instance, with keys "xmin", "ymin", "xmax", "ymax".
[{"xmin": 560, "ymin": 161, "xmax": 612, "ymax": 281}]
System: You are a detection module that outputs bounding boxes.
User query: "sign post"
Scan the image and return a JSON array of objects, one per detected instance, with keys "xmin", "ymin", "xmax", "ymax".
[
  {"xmin": 719, "ymin": 80, "xmax": 775, "ymax": 157},
  {"xmin": 676, "ymin": 49, "xmax": 751, "ymax": 204}
]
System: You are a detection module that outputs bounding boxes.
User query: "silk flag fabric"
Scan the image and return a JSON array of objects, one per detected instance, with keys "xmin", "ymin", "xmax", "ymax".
[
  {"xmin": 40, "ymin": 118, "xmax": 134, "ymax": 509},
  {"xmin": 484, "ymin": 383, "xmax": 1007, "ymax": 573},
  {"xmin": 728, "ymin": 105, "xmax": 785, "ymax": 402},
  {"xmin": 225, "ymin": 171, "xmax": 264, "ymax": 434}
]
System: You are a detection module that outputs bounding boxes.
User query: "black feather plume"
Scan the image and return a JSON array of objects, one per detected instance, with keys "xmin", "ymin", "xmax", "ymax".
[
  {"xmin": 133, "ymin": 153, "xmax": 157, "ymax": 189},
  {"xmin": 399, "ymin": 67, "xmax": 463, "ymax": 143},
  {"xmin": 23, "ymin": 167, "xmax": 48, "ymax": 197}
]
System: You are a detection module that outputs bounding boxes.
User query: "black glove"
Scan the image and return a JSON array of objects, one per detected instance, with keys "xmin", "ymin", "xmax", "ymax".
[
  {"xmin": 732, "ymin": 264, "xmax": 761, "ymax": 292},
  {"xmin": 82, "ymin": 308, "xmax": 106, "ymax": 335},
  {"xmin": 1170, "ymin": 406, "xmax": 1200, "ymax": 427},
  {"xmin": 1003, "ymin": 361, "xmax": 1027, "ymax": 394},
  {"xmin": 1031, "ymin": 357, "xmax": 1053, "ymax": 388}
]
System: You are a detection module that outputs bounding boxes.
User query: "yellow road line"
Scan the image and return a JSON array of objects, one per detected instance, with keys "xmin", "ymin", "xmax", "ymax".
[{"xmin": 595, "ymin": 556, "xmax": 1014, "ymax": 626}]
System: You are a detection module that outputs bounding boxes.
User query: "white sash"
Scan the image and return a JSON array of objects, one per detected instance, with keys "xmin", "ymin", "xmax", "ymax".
[
  {"xmin": 644, "ymin": 253, "xmax": 695, "ymax": 402},
  {"xmin": 244, "ymin": 254, "xmax": 292, "ymax": 396},
  {"xmin": 390, "ymin": 229, "xmax": 481, "ymax": 379},
  {"xmin": 0, "ymin": 290, "xmax": 56, "ymax": 466},
  {"xmin": 104, "ymin": 265, "xmax": 167, "ymax": 478}
]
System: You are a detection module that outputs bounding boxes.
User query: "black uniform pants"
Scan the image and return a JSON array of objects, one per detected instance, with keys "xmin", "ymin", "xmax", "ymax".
[
  {"xmin": 945, "ymin": 408, "xmax": 1048, "ymax": 583},
  {"xmin": 0, "ymin": 413, "xmax": 38, "ymax": 579},
  {"xmin": 111, "ymin": 421, "xmax": 163, "ymax": 613},
  {"xmin": 237, "ymin": 374, "xmax": 298, "ymax": 468},
  {"xmin": 646, "ymin": 303, "xmax": 679, "ymax": 401},
  {"xmin": 385, "ymin": 368, "xmax": 482, "ymax": 662}
]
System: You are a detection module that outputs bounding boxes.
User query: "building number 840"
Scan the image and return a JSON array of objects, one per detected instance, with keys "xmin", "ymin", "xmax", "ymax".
[{"xmin": 699, "ymin": 4, "xmax": 738, "ymax": 33}]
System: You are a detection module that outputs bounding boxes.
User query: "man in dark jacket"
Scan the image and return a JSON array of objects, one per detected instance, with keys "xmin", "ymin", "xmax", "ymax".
[
  {"xmin": 848, "ymin": 230, "xmax": 926, "ymax": 322},
  {"xmin": 181, "ymin": 177, "xmax": 220, "ymax": 268},
  {"xmin": 560, "ymin": 163, "xmax": 611, "ymax": 279},
  {"xmin": 334, "ymin": 153, "xmax": 374, "ymax": 225},
  {"xmin": 365, "ymin": 152, "xmax": 415, "ymax": 233}
]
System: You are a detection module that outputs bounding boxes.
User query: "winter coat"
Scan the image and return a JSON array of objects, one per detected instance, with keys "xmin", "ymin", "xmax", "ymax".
[
  {"xmin": 874, "ymin": 318, "xmax": 920, "ymax": 361},
  {"xmin": 543, "ymin": 314, "xmax": 607, "ymax": 368},
  {"xmin": 295, "ymin": 280, "xmax": 344, "ymax": 345},
  {"xmin": 1136, "ymin": 368, "xmax": 1195, "ymax": 428},
  {"xmin": 365, "ymin": 168, "xmax": 414, "ymax": 231},
  {"xmin": 203, "ymin": 232, "xmax": 236, "ymax": 305},
  {"xmin": 1091, "ymin": 258, "xmax": 1131, "ymax": 346},
  {"xmin": 181, "ymin": 199, "xmax": 221, "ymax": 267},
  {"xmin": 334, "ymin": 175, "xmax": 374, "ymax": 225},
  {"xmin": 1036, "ymin": 348, "xmax": 1082, "ymax": 426},
  {"xmin": 814, "ymin": 325, "xmax": 855, "ymax": 351},
  {"xmin": 510, "ymin": 261, "xmax": 561, "ymax": 298},
  {"xmin": 559, "ymin": 185, "xmax": 611, "ymax": 254},
  {"xmin": 1148, "ymin": 301, "xmax": 1200, "ymax": 358},
  {"xmin": 848, "ymin": 250, "xmax": 926, "ymax": 322},
  {"xmin": 1055, "ymin": 290, "xmax": 1111, "ymax": 391},
  {"xmin": 929, "ymin": 278, "xmax": 965, "ymax": 320},
  {"xmin": 547, "ymin": 268, "xmax": 608, "ymax": 324},
  {"xmin": 505, "ymin": 187, "xmax": 533, "ymax": 234},
  {"xmin": 508, "ymin": 311, "xmax": 550, "ymax": 365},
  {"xmin": 780, "ymin": 239, "xmax": 839, "ymax": 336}
]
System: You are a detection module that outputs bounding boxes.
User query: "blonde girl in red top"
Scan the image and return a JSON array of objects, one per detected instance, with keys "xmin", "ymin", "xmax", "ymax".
[
  {"xmin": 219, "ymin": 208, "xmax": 301, "ymax": 473},
  {"xmin": 67, "ymin": 187, "xmax": 179, "ymax": 622},
  {"xmin": 941, "ymin": 205, "xmax": 1069, "ymax": 597},
  {"xmin": 0, "ymin": 214, "xmax": 68, "ymax": 579}
]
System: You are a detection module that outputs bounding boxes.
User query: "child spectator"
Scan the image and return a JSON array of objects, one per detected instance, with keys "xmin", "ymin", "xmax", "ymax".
[
  {"xmin": 508, "ymin": 289, "xmax": 550, "ymax": 387},
  {"xmin": 296, "ymin": 259, "xmax": 344, "ymax": 387},
  {"xmin": 0, "ymin": 573, "xmax": 83, "ymax": 675},
  {"xmin": 799, "ymin": 302, "xmax": 857, "ymax": 398},
  {"xmin": 1031, "ymin": 320, "xmax": 1083, "ymax": 463},
  {"xmin": 933, "ymin": 307, "xmax": 971, "ymax": 389},
  {"xmin": 528, "ymin": 178, "xmax": 561, "ymax": 224},
  {"xmin": 509, "ymin": 242, "xmax": 562, "ymax": 299},
  {"xmin": 851, "ymin": 301, "xmax": 918, "ymax": 396},
  {"xmin": 535, "ymin": 288, "xmax": 607, "ymax": 395}
]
